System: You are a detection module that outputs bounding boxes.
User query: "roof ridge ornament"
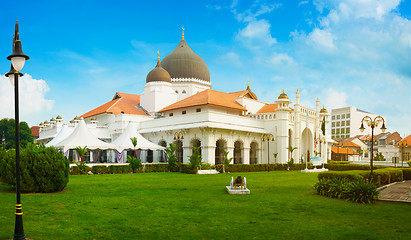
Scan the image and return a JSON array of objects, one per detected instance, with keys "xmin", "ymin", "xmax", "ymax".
[{"xmin": 247, "ymin": 77, "xmax": 250, "ymax": 89}]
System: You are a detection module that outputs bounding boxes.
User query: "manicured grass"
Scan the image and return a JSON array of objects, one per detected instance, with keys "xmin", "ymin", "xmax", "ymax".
[{"xmin": 0, "ymin": 171, "xmax": 409, "ymax": 239}]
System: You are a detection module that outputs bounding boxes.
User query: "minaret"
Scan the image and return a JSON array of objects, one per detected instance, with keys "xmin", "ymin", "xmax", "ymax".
[{"xmin": 275, "ymin": 90, "xmax": 291, "ymax": 163}]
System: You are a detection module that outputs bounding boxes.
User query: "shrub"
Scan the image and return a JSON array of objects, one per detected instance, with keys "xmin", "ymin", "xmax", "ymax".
[
  {"xmin": 328, "ymin": 160, "xmax": 350, "ymax": 165},
  {"xmin": 223, "ymin": 151, "xmax": 232, "ymax": 173},
  {"xmin": 188, "ymin": 147, "xmax": 202, "ymax": 173},
  {"xmin": 200, "ymin": 163, "xmax": 214, "ymax": 170},
  {"xmin": 181, "ymin": 164, "xmax": 197, "ymax": 174},
  {"xmin": 402, "ymin": 168, "xmax": 411, "ymax": 180},
  {"xmin": 318, "ymin": 171, "xmax": 363, "ymax": 182},
  {"xmin": 374, "ymin": 152, "xmax": 386, "ymax": 161},
  {"xmin": 326, "ymin": 164, "xmax": 386, "ymax": 171},
  {"xmin": 165, "ymin": 143, "xmax": 178, "ymax": 172},
  {"xmin": 144, "ymin": 163, "xmax": 168, "ymax": 173},
  {"xmin": 91, "ymin": 165, "xmax": 110, "ymax": 175},
  {"xmin": 108, "ymin": 165, "xmax": 132, "ymax": 174},
  {"xmin": 70, "ymin": 165, "xmax": 91, "ymax": 175},
  {"xmin": 128, "ymin": 156, "xmax": 142, "ymax": 173},
  {"xmin": 0, "ymin": 144, "xmax": 69, "ymax": 193},
  {"xmin": 344, "ymin": 180, "xmax": 379, "ymax": 203},
  {"xmin": 407, "ymin": 160, "xmax": 411, "ymax": 167}
]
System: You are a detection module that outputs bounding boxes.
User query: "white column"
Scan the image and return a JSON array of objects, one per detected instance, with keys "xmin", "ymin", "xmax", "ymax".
[
  {"xmin": 183, "ymin": 146, "xmax": 190, "ymax": 164},
  {"xmin": 243, "ymin": 147, "xmax": 250, "ymax": 164},
  {"xmin": 202, "ymin": 146, "xmax": 215, "ymax": 164}
]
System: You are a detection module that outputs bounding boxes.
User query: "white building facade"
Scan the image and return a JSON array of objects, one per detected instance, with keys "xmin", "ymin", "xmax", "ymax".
[{"xmin": 37, "ymin": 33, "xmax": 333, "ymax": 165}]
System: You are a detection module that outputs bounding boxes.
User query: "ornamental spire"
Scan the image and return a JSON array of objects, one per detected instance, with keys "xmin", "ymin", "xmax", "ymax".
[
  {"xmin": 182, "ymin": 26, "xmax": 185, "ymax": 40},
  {"xmin": 15, "ymin": 20, "xmax": 19, "ymax": 41}
]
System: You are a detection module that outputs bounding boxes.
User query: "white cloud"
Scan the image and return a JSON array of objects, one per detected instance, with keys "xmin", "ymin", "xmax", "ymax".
[
  {"xmin": 236, "ymin": 19, "xmax": 277, "ymax": 49},
  {"xmin": 218, "ymin": 52, "xmax": 242, "ymax": 67},
  {"xmin": 308, "ymin": 28, "xmax": 336, "ymax": 50},
  {"xmin": 0, "ymin": 74, "xmax": 54, "ymax": 125},
  {"xmin": 325, "ymin": 88, "xmax": 347, "ymax": 109}
]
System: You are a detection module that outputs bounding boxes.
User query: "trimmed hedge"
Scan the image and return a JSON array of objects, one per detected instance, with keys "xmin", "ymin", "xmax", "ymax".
[
  {"xmin": 328, "ymin": 161, "xmax": 350, "ymax": 165},
  {"xmin": 71, "ymin": 163, "xmax": 169, "ymax": 175},
  {"xmin": 0, "ymin": 145, "xmax": 69, "ymax": 193},
  {"xmin": 326, "ymin": 164, "xmax": 387, "ymax": 171},
  {"xmin": 402, "ymin": 168, "xmax": 411, "ymax": 180},
  {"xmin": 318, "ymin": 171, "xmax": 364, "ymax": 182}
]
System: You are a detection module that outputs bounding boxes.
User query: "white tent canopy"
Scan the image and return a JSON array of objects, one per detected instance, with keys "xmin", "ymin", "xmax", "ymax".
[
  {"xmin": 111, "ymin": 122, "xmax": 165, "ymax": 152},
  {"xmin": 45, "ymin": 124, "xmax": 74, "ymax": 147},
  {"xmin": 53, "ymin": 119, "xmax": 112, "ymax": 152}
]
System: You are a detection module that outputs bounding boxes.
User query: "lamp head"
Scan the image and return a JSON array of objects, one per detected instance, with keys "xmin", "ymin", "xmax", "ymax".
[
  {"xmin": 381, "ymin": 122, "xmax": 387, "ymax": 133},
  {"xmin": 359, "ymin": 123, "xmax": 365, "ymax": 133},
  {"xmin": 4, "ymin": 64, "xmax": 23, "ymax": 85}
]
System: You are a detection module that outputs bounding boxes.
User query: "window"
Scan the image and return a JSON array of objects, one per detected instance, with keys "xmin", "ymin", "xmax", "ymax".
[
  {"xmin": 341, "ymin": 114, "xmax": 345, "ymax": 119},
  {"xmin": 336, "ymin": 129, "xmax": 340, "ymax": 134},
  {"xmin": 182, "ymin": 111, "xmax": 186, "ymax": 115},
  {"xmin": 346, "ymin": 120, "xmax": 350, "ymax": 125},
  {"xmin": 341, "ymin": 128, "xmax": 345, "ymax": 134},
  {"xmin": 337, "ymin": 115, "xmax": 340, "ymax": 120},
  {"xmin": 169, "ymin": 113, "xmax": 173, "ymax": 117},
  {"xmin": 332, "ymin": 122, "xmax": 335, "ymax": 127},
  {"xmin": 341, "ymin": 121, "xmax": 345, "ymax": 127},
  {"xmin": 182, "ymin": 90, "xmax": 186, "ymax": 94},
  {"xmin": 336, "ymin": 135, "xmax": 340, "ymax": 139},
  {"xmin": 405, "ymin": 152, "xmax": 410, "ymax": 161},
  {"xmin": 331, "ymin": 129, "xmax": 335, "ymax": 134},
  {"xmin": 346, "ymin": 135, "xmax": 350, "ymax": 138},
  {"xmin": 346, "ymin": 128, "xmax": 350, "ymax": 133},
  {"xmin": 346, "ymin": 113, "xmax": 350, "ymax": 118},
  {"xmin": 336, "ymin": 122, "xmax": 340, "ymax": 127},
  {"xmin": 332, "ymin": 115, "xmax": 335, "ymax": 120},
  {"xmin": 175, "ymin": 90, "xmax": 178, "ymax": 93},
  {"xmin": 196, "ymin": 108, "xmax": 201, "ymax": 112}
]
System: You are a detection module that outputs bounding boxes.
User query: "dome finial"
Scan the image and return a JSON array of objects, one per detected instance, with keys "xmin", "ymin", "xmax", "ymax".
[
  {"xmin": 283, "ymin": 89, "xmax": 285, "ymax": 93},
  {"xmin": 247, "ymin": 77, "xmax": 250, "ymax": 89},
  {"xmin": 157, "ymin": 50, "xmax": 160, "ymax": 62},
  {"xmin": 182, "ymin": 26, "xmax": 185, "ymax": 40}
]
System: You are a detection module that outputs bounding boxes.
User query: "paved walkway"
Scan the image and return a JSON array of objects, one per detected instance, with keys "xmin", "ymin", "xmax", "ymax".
[{"xmin": 378, "ymin": 180, "xmax": 411, "ymax": 203}]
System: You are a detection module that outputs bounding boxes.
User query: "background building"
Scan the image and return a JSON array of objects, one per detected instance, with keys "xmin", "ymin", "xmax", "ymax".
[{"xmin": 330, "ymin": 106, "xmax": 385, "ymax": 139}]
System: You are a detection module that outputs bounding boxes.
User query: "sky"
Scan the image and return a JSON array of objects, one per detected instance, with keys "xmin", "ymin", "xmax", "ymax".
[{"xmin": 1, "ymin": 0, "xmax": 411, "ymax": 137}]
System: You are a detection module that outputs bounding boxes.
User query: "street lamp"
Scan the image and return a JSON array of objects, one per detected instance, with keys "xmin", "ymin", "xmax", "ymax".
[
  {"xmin": 5, "ymin": 20, "xmax": 29, "ymax": 240},
  {"xmin": 359, "ymin": 115, "xmax": 386, "ymax": 178},
  {"xmin": 2, "ymin": 131, "xmax": 5, "ymax": 151},
  {"xmin": 262, "ymin": 134, "xmax": 274, "ymax": 172},
  {"xmin": 399, "ymin": 140, "xmax": 408, "ymax": 168}
]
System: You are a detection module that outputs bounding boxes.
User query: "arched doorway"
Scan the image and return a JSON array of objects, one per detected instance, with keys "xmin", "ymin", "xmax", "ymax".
[
  {"xmin": 191, "ymin": 139, "xmax": 201, "ymax": 156},
  {"xmin": 234, "ymin": 140, "xmax": 243, "ymax": 164},
  {"xmin": 215, "ymin": 139, "xmax": 226, "ymax": 165},
  {"xmin": 158, "ymin": 140, "xmax": 167, "ymax": 162},
  {"xmin": 301, "ymin": 128, "xmax": 313, "ymax": 163},
  {"xmin": 175, "ymin": 140, "xmax": 183, "ymax": 163},
  {"xmin": 250, "ymin": 142, "xmax": 258, "ymax": 164},
  {"xmin": 147, "ymin": 150, "xmax": 153, "ymax": 163}
]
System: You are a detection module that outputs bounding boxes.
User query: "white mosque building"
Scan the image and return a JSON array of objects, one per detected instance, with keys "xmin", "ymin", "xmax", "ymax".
[{"xmin": 37, "ymin": 31, "xmax": 332, "ymax": 165}]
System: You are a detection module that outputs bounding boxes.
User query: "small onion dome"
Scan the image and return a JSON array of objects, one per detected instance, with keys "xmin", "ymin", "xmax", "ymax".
[
  {"xmin": 56, "ymin": 115, "xmax": 62, "ymax": 120},
  {"xmin": 146, "ymin": 55, "xmax": 171, "ymax": 83},
  {"xmin": 44, "ymin": 120, "xmax": 49, "ymax": 124},
  {"xmin": 91, "ymin": 117, "xmax": 96, "ymax": 121},
  {"xmin": 50, "ymin": 117, "xmax": 56, "ymax": 122},
  {"xmin": 320, "ymin": 105, "xmax": 328, "ymax": 114},
  {"xmin": 74, "ymin": 116, "xmax": 79, "ymax": 120},
  {"xmin": 278, "ymin": 89, "xmax": 289, "ymax": 100},
  {"xmin": 39, "ymin": 122, "xmax": 44, "ymax": 126}
]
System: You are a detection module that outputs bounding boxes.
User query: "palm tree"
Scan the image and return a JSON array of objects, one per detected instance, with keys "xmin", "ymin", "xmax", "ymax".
[
  {"xmin": 286, "ymin": 146, "xmax": 297, "ymax": 163},
  {"xmin": 130, "ymin": 137, "xmax": 138, "ymax": 157},
  {"xmin": 75, "ymin": 146, "xmax": 88, "ymax": 163}
]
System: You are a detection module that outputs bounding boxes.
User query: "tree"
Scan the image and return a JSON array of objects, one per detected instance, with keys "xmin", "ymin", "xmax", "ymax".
[
  {"xmin": 286, "ymin": 146, "xmax": 297, "ymax": 164},
  {"xmin": 130, "ymin": 137, "xmax": 138, "ymax": 157},
  {"xmin": 272, "ymin": 153, "xmax": 278, "ymax": 163},
  {"xmin": 356, "ymin": 147, "xmax": 363, "ymax": 161},
  {"xmin": 0, "ymin": 118, "xmax": 34, "ymax": 150},
  {"xmin": 165, "ymin": 143, "xmax": 178, "ymax": 172},
  {"xmin": 222, "ymin": 151, "xmax": 233, "ymax": 173},
  {"xmin": 75, "ymin": 146, "xmax": 88, "ymax": 163},
  {"xmin": 188, "ymin": 147, "xmax": 202, "ymax": 173}
]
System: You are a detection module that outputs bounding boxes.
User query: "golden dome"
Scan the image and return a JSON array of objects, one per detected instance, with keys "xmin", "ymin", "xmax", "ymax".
[
  {"xmin": 56, "ymin": 115, "xmax": 62, "ymax": 119},
  {"xmin": 50, "ymin": 117, "xmax": 56, "ymax": 122},
  {"xmin": 278, "ymin": 89, "xmax": 289, "ymax": 100},
  {"xmin": 44, "ymin": 120, "xmax": 49, "ymax": 124},
  {"xmin": 320, "ymin": 105, "xmax": 328, "ymax": 114}
]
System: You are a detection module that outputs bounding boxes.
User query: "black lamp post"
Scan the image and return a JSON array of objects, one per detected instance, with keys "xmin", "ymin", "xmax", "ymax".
[
  {"xmin": 2, "ymin": 131, "xmax": 5, "ymax": 150},
  {"xmin": 262, "ymin": 134, "xmax": 274, "ymax": 172},
  {"xmin": 5, "ymin": 20, "xmax": 29, "ymax": 240},
  {"xmin": 360, "ymin": 115, "xmax": 386, "ymax": 179},
  {"xmin": 399, "ymin": 140, "xmax": 408, "ymax": 168}
]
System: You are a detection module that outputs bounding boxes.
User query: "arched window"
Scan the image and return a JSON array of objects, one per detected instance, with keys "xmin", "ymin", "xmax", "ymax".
[
  {"xmin": 147, "ymin": 150, "xmax": 153, "ymax": 163},
  {"xmin": 234, "ymin": 141, "xmax": 243, "ymax": 164},
  {"xmin": 215, "ymin": 139, "xmax": 226, "ymax": 165},
  {"xmin": 175, "ymin": 140, "xmax": 183, "ymax": 163},
  {"xmin": 191, "ymin": 139, "xmax": 201, "ymax": 156},
  {"xmin": 250, "ymin": 142, "xmax": 258, "ymax": 164}
]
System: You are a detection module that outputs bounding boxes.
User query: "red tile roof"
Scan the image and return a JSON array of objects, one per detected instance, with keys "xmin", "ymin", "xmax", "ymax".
[
  {"xmin": 257, "ymin": 104, "xmax": 278, "ymax": 113},
  {"xmin": 331, "ymin": 147, "xmax": 359, "ymax": 155},
  {"xmin": 342, "ymin": 141, "xmax": 360, "ymax": 148},
  {"xmin": 395, "ymin": 134, "xmax": 411, "ymax": 146},
  {"xmin": 79, "ymin": 92, "xmax": 147, "ymax": 119},
  {"xmin": 159, "ymin": 89, "xmax": 247, "ymax": 112},
  {"xmin": 229, "ymin": 88, "xmax": 258, "ymax": 100}
]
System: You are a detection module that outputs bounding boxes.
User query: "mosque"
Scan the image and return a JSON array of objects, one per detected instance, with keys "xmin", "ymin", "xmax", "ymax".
[{"xmin": 37, "ymin": 30, "xmax": 332, "ymax": 165}]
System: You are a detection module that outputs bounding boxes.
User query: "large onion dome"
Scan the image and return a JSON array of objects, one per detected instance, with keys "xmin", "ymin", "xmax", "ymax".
[
  {"xmin": 146, "ymin": 55, "xmax": 171, "ymax": 83},
  {"xmin": 161, "ymin": 36, "xmax": 210, "ymax": 82},
  {"xmin": 278, "ymin": 89, "xmax": 289, "ymax": 100}
]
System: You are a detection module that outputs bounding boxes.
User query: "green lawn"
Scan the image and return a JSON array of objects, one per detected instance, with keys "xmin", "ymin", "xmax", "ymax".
[{"xmin": 0, "ymin": 171, "xmax": 409, "ymax": 240}]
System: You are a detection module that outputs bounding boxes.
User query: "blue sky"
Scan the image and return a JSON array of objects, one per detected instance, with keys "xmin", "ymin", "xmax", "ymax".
[{"xmin": 1, "ymin": 0, "xmax": 411, "ymax": 137}]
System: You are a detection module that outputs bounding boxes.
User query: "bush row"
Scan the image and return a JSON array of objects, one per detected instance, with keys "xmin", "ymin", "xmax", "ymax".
[
  {"xmin": 325, "ymin": 164, "xmax": 386, "ymax": 171},
  {"xmin": 70, "ymin": 163, "xmax": 169, "ymax": 175}
]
